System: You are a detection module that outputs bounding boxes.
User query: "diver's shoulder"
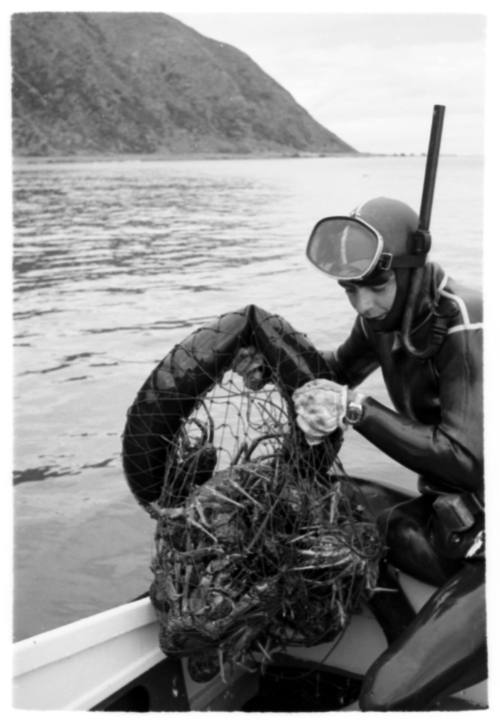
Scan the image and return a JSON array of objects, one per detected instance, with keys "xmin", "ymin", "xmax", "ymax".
[{"xmin": 438, "ymin": 273, "xmax": 482, "ymax": 327}]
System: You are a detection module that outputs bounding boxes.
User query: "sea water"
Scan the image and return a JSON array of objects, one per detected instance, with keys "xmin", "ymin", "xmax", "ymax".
[{"xmin": 12, "ymin": 155, "xmax": 483, "ymax": 639}]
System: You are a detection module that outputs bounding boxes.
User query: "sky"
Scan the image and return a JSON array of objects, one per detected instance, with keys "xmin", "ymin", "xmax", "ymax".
[{"xmin": 171, "ymin": 12, "xmax": 485, "ymax": 155}]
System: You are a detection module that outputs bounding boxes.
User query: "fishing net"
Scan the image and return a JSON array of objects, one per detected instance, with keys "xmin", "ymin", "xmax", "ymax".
[{"xmin": 123, "ymin": 305, "xmax": 382, "ymax": 681}]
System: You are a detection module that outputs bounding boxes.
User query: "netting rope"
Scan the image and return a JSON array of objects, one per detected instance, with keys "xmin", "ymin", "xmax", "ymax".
[{"xmin": 122, "ymin": 305, "xmax": 383, "ymax": 681}]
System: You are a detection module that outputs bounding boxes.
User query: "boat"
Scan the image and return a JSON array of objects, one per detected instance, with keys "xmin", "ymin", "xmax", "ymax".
[{"xmin": 13, "ymin": 475, "xmax": 487, "ymax": 712}]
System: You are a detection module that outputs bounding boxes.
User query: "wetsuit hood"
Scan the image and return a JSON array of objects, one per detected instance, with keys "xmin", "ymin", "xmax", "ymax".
[{"xmin": 352, "ymin": 198, "xmax": 420, "ymax": 332}]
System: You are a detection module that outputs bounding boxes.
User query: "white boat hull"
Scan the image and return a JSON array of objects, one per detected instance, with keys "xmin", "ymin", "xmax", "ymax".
[{"xmin": 13, "ymin": 570, "xmax": 487, "ymax": 710}]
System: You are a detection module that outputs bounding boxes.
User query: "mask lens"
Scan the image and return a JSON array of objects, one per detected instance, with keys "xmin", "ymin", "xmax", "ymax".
[{"xmin": 307, "ymin": 218, "xmax": 381, "ymax": 279}]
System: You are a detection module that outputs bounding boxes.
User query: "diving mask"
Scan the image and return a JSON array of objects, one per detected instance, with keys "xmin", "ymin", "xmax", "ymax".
[{"xmin": 306, "ymin": 215, "xmax": 425, "ymax": 282}]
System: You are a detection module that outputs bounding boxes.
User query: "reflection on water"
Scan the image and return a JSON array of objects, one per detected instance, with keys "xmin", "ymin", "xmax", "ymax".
[
  {"xmin": 13, "ymin": 156, "xmax": 483, "ymax": 638},
  {"xmin": 13, "ymin": 166, "xmax": 285, "ymax": 290},
  {"xmin": 13, "ymin": 161, "xmax": 297, "ymax": 487}
]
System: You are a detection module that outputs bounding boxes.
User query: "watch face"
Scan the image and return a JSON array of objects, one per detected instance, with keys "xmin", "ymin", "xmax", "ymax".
[{"xmin": 346, "ymin": 403, "xmax": 363, "ymax": 424}]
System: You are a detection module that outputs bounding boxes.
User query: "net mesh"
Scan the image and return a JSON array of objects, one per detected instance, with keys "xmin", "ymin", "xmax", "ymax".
[{"xmin": 122, "ymin": 306, "xmax": 383, "ymax": 680}]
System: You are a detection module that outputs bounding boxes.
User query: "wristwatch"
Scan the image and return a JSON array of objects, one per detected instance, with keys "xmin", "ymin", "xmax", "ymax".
[{"xmin": 345, "ymin": 395, "xmax": 365, "ymax": 426}]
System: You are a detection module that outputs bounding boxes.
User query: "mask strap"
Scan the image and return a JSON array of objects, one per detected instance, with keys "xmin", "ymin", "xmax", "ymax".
[{"xmin": 389, "ymin": 254, "xmax": 427, "ymax": 269}]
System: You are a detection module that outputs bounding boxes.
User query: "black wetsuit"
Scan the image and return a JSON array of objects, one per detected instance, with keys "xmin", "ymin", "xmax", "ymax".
[{"xmin": 327, "ymin": 262, "xmax": 486, "ymax": 710}]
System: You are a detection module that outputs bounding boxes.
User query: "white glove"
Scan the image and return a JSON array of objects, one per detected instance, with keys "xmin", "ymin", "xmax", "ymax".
[
  {"xmin": 232, "ymin": 346, "xmax": 268, "ymax": 390},
  {"xmin": 292, "ymin": 379, "xmax": 348, "ymax": 445}
]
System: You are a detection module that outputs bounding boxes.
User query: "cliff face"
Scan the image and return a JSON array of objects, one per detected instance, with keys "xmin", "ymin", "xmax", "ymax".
[{"xmin": 11, "ymin": 12, "xmax": 356, "ymax": 156}]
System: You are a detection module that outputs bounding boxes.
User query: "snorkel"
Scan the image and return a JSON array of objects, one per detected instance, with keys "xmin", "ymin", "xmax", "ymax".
[
  {"xmin": 306, "ymin": 105, "xmax": 447, "ymax": 352},
  {"xmin": 401, "ymin": 104, "xmax": 446, "ymax": 357}
]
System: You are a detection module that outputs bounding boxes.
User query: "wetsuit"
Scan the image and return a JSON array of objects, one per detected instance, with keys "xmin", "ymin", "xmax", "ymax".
[{"xmin": 326, "ymin": 262, "xmax": 486, "ymax": 709}]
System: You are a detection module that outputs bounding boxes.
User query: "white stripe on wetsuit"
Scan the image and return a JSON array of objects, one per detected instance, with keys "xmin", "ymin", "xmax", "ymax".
[
  {"xmin": 447, "ymin": 322, "xmax": 483, "ymax": 335},
  {"xmin": 437, "ymin": 274, "xmax": 483, "ymax": 335}
]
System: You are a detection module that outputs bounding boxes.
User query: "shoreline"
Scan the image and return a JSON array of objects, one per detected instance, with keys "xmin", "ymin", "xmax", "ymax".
[
  {"xmin": 11, "ymin": 150, "xmax": 451, "ymax": 166},
  {"xmin": 13, "ymin": 151, "xmax": 362, "ymax": 165}
]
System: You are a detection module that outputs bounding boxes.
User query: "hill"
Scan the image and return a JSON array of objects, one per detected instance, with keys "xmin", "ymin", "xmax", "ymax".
[{"xmin": 11, "ymin": 12, "xmax": 357, "ymax": 157}]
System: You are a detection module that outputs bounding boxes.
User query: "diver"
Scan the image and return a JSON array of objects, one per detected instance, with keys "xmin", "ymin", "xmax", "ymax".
[{"xmin": 233, "ymin": 196, "xmax": 486, "ymax": 710}]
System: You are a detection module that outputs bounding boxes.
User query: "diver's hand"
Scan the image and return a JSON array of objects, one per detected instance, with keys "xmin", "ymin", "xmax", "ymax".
[
  {"xmin": 232, "ymin": 346, "xmax": 269, "ymax": 390},
  {"xmin": 293, "ymin": 379, "xmax": 348, "ymax": 445}
]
